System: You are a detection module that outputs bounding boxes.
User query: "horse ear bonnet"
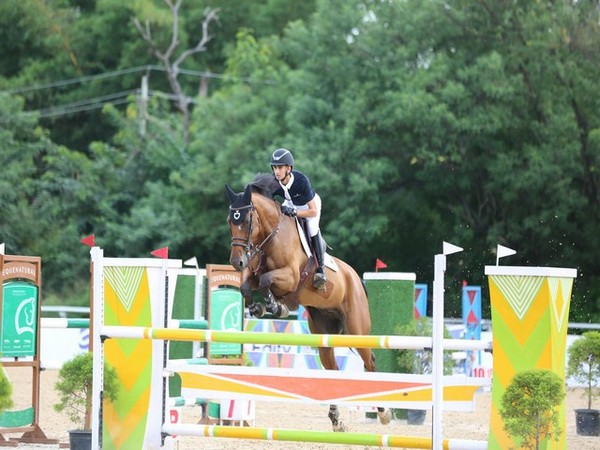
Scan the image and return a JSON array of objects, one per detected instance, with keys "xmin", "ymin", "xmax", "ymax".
[{"xmin": 227, "ymin": 184, "xmax": 252, "ymax": 225}]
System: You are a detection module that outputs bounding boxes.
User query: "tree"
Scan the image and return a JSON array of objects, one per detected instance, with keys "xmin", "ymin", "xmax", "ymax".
[
  {"xmin": 132, "ymin": 0, "xmax": 219, "ymax": 145},
  {"xmin": 500, "ymin": 369, "xmax": 565, "ymax": 450}
]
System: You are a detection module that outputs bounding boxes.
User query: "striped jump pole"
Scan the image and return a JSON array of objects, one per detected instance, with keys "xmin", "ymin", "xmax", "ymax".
[
  {"xmin": 161, "ymin": 424, "xmax": 487, "ymax": 450},
  {"xmin": 100, "ymin": 326, "xmax": 492, "ymax": 351},
  {"xmin": 40, "ymin": 317, "xmax": 208, "ymax": 330}
]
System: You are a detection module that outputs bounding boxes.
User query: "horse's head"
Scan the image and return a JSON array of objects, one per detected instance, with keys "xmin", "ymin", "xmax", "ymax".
[{"xmin": 225, "ymin": 183, "xmax": 257, "ymax": 271}]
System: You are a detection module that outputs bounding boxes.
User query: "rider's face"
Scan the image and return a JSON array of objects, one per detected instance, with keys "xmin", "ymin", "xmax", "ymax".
[{"xmin": 272, "ymin": 165, "xmax": 291, "ymax": 182}]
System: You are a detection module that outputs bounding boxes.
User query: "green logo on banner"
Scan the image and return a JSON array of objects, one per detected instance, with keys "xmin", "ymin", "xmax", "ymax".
[
  {"xmin": 1, "ymin": 282, "xmax": 39, "ymax": 357},
  {"xmin": 209, "ymin": 288, "xmax": 243, "ymax": 356}
]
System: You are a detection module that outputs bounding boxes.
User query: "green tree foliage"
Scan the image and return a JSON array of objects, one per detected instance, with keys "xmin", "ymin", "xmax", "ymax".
[
  {"xmin": 394, "ymin": 317, "xmax": 453, "ymax": 375},
  {"xmin": 54, "ymin": 352, "xmax": 118, "ymax": 429},
  {"xmin": 567, "ymin": 331, "xmax": 600, "ymax": 410},
  {"xmin": 500, "ymin": 369, "xmax": 565, "ymax": 450},
  {"xmin": 0, "ymin": 364, "xmax": 13, "ymax": 414},
  {"xmin": 0, "ymin": 0, "xmax": 599, "ymax": 323}
]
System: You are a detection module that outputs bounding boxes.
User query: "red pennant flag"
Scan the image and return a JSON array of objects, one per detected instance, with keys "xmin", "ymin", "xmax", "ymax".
[
  {"xmin": 151, "ymin": 246, "xmax": 169, "ymax": 259},
  {"xmin": 375, "ymin": 258, "xmax": 388, "ymax": 271},
  {"xmin": 80, "ymin": 234, "xmax": 95, "ymax": 247}
]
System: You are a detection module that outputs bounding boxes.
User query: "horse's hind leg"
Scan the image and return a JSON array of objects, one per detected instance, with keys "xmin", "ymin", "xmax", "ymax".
[
  {"xmin": 317, "ymin": 347, "xmax": 348, "ymax": 432},
  {"xmin": 345, "ymin": 310, "xmax": 392, "ymax": 425},
  {"xmin": 354, "ymin": 349, "xmax": 392, "ymax": 425},
  {"xmin": 328, "ymin": 405, "xmax": 346, "ymax": 432}
]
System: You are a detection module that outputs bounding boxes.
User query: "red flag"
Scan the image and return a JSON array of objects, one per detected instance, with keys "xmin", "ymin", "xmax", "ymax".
[
  {"xmin": 151, "ymin": 246, "xmax": 169, "ymax": 259},
  {"xmin": 80, "ymin": 234, "xmax": 95, "ymax": 247},
  {"xmin": 375, "ymin": 258, "xmax": 388, "ymax": 271}
]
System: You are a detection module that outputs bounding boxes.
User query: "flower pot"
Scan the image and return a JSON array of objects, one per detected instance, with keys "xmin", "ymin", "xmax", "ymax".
[
  {"xmin": 407, "ymin": 409, "xmax": 426, "ymax": 425},
  {"xmin": 575, "ymin": 409, "xmax": 600, "ymax": 436},
  {"xmin": 68, "ymin": 429, "xmax": 92, "ymax": 450}
]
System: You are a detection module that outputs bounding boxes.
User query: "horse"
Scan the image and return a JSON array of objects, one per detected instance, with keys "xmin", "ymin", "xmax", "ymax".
[{"xmin": 225, "ymin": 173, "xmax": 391, "ymax": 431}]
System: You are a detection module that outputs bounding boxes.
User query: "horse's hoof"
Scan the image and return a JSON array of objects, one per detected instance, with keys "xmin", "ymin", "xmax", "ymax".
[
  {"xmin": 332, "ymin": 421, "xmax": 348, "ymax": 432},
  {"xmin": 377, "ymin": 408, "xmax": 392, "ymax": 425},
  {"xmin": 249, "ymin": 303, "xmax": 266, "ymax": 317},
  {"xmin": 276, "ymin": 304, "xmax": 289, "ymax": 318},
  {"xmin": 265, "ymin": 301, "xmax": 279, "ymax": 315}
]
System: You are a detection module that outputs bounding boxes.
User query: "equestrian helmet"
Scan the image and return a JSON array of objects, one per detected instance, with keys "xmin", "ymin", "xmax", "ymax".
[{"xmin": 270, "ymin": 148, "xmax": 294, "ymax": 167}]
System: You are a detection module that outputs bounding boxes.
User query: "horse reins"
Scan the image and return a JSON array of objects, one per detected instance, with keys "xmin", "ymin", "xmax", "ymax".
[{"xmin": 229, "ymin": 203, "xmax": 283, "ymax": 275}]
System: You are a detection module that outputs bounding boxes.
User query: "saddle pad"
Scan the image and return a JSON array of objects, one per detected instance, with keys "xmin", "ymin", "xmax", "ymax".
[{"xmin": 295, "ymin": 220, "xmax": 338, "ymax": 272}]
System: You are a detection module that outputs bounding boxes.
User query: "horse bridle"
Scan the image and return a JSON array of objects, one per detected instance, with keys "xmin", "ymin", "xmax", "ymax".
[{"xmin": 229, "ymin": 203, "xmax": 282, "ymax": 273}]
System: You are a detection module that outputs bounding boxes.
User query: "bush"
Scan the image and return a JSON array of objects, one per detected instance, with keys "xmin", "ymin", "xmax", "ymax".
[
  {"xmin": 393, "ymin": 317, "xmax": 453, "ymax": 375},
  {"xmin": 54, "ymin": 352, "xmax": 119, "ymax": 430}
]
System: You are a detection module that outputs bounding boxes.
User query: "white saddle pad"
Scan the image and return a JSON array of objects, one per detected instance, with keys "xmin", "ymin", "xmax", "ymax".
[{"xmin": 295, "ymin": 220, "xmax": 338, "ymax": 272}]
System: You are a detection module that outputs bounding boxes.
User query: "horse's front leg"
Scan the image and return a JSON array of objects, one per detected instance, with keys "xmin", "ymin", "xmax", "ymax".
[
  {"xmin": 258, "ymin": 268, "xmax": 296, "ymax": 318},
  {"xmin": 240, "ymin": 274, "xmax": 266, "ymax": 318}
]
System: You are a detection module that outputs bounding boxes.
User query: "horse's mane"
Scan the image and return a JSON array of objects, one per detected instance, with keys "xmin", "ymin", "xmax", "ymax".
[{"xmin": 249, "ymin": 173, "xmax": 279, "ymax": 199}]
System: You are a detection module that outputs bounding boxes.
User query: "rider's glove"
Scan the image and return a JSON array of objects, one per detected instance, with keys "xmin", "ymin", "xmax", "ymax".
[{"xmin": 281, "ymin": 205, "xmax": 297, "ymax": 217}]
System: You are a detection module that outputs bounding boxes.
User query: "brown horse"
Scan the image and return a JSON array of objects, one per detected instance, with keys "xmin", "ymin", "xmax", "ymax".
[{"xmin": 225, "ymin": 173, "xmax": 391, "ymax": 431}]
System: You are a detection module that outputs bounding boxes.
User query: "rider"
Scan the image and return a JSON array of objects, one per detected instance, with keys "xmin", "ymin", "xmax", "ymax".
[{"xmin": 270, "ymin": 148, "xmax": 327, "ymax": 289}]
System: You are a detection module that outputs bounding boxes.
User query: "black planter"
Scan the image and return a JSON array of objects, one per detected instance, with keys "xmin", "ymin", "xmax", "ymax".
[
  {"xmin": 69, "ymin": 429, "xmax": 92, "ymax": 450},
  {"xmin": 575, "ymin": 409, "xmax": 600, "ymax": 436},
  {"xmin": 407, "ymin": 409, "xmax": 426, "ymax": 425}
]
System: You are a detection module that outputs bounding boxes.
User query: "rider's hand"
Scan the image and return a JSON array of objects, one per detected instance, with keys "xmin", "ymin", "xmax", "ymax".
[{"xmin": 281, "ymin": 205, "xmax": 297, "ymax": 217}]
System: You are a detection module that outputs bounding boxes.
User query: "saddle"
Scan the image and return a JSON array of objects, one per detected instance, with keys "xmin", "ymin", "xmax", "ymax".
[
  {"xmin": 297, "ymin": 218, "xmax": 328, "ymax": 261},
  {"xmin": 286, "ymin": 218, "xmax": 335, "ymax": 295}
]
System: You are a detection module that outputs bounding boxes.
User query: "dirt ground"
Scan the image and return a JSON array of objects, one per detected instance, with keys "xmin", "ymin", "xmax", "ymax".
[{"xmin": 2, "ymin": 367, "xmax": 598, "ymax": 449}]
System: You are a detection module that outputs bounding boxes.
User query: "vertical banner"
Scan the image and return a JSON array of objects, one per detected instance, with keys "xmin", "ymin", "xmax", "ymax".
[
  {"xmin": 414, "ymin": 283, "xmax": 428, "ymax": 319},
  {"xmin": 205, "ymin": 264, "xmax": 243, "ymax": 365},
  {"xmin": 0, "ymin": 255, "xmax": 51, "ymax": 445},
  {"xmin": 208, "ymin": 288, "xmax": 243, "ymax": 356},
  {"xmin": 0, "ymin": 282, "xmax": 39, "ymax": 357},
  {"xmin": 461, "ymin": 285, "xmax": 481, "ymax": 377},
  {"xmin": 485, "ymin": 266, "xmax": 576, "ymax": 450}
]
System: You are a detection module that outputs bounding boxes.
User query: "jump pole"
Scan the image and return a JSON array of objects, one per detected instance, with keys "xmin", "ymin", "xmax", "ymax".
[
  {"xmin": 162, "ymin": 423, "xmax": 486, "ymax": 449},
  {"xmin": 101, "ymin": 326, "xmax": 490, "ymax": 351},
  {"xmin": 40, "ymin": 318, "xmax": 207, "ymax": 329}
]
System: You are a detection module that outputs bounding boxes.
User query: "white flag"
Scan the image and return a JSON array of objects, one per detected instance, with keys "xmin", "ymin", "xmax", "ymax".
[
  {"xmin": 496, "ymin": 244, "xmax": 516, "ymax": 265},
  {"xmin": 497, "ymin": 244, "xmax": 517, "ymax": 259},
  {"xmin": 442, "ymin": 241, "xmax": 463, "ymax": 256},
  {"xmin": 184, "ymin": 256, "xmax": 199, "ymax": 268}
]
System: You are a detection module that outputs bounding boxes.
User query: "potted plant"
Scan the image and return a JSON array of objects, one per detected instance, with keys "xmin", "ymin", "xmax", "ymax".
[
  {"xmin": 500, "ymin": 369, "xmax": 564, "ymax": 449},
  {"xmin": 393, "ymin": 317, "xmax": 454, "ymax": 425},
  {"xmin": 54, "ymin": 352, "xmax": 119, "ymax": 450},
  {"xmin": 566, "ymin": 330, "xmax": 600, "ymax": 436}
]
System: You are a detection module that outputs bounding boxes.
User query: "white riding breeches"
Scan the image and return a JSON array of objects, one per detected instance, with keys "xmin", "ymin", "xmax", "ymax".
[{"xmin": 283, "ymin": 193, "xmax": 322, "ymax": 237}]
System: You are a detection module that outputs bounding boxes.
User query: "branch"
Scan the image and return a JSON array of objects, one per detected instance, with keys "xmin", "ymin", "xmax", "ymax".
[
  {"xmin": 173, "ymin": 7, "xmax": 219, "ymax": 71},
  {"xmin": 163, "ymin": 0, "xmax": 183, "ymax": 63}
]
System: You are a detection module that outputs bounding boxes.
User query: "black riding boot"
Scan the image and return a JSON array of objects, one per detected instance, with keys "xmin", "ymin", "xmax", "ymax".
[{"xmin": 311, "ymin": 232, "xmax": 327, "ymax": 289}]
